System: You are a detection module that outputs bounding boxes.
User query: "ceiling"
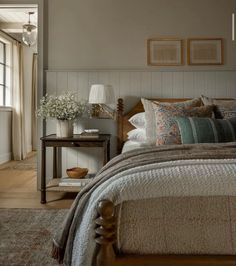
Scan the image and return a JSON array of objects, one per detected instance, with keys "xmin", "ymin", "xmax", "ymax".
[
  {"xmin": 0, "ymin": 6, "xmax": 37, "ymax": 41},
  {"xmin": 0, "ymin": 8, "xmax": 37, "ymax": 24}
]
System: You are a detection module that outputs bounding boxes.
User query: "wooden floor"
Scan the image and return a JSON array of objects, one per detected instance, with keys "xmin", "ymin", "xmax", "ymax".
[{"xmin": 0, "ymin": 153, "xmax": 75, "ymax": 209}]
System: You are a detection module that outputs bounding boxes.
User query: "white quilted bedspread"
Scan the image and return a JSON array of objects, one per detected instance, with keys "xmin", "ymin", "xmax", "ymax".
[{"xmin": 71, "ymin": 159, "xmax": 236, "ymax": 266}]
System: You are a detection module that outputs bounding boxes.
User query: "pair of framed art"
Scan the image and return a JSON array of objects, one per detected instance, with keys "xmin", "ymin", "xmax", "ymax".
[{"xmin": 147, "ymin": 38, "xmax": 223, "ymax": 66}]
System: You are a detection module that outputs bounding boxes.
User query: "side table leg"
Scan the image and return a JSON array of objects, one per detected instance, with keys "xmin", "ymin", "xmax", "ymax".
[
  {"xmin": 103, "ymin": 141, "xmax": 108, "ymax": 165},
  {"xmin": 107, "ymin": 139, "xmax": 110, "ymax": 161},
  {"xmin": 53, "ymin": 147, "xmax": 57, "ymax": 178},
  {"xmin": 41, "ymin": 142, "xmax": 46, "ymax": 204}
]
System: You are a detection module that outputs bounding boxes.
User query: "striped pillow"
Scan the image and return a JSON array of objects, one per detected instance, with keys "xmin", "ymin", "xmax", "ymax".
[{"xmin": 174, "ymin": 117, "xmax": 236, "ymax": 144}]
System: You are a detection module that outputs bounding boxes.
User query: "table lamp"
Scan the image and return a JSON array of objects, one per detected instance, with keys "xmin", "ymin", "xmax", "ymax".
[{"xmin": 89, "ymin": 84, "xmax": 116, "ymax": 119}]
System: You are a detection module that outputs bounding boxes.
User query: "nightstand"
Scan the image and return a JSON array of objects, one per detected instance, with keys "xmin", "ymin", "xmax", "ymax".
[{"xmin": 40, "ymin": 134, "xmax": 111, "ymax": 204}]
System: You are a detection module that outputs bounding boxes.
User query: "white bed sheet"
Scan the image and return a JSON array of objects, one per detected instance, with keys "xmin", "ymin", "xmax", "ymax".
[{"xmin": 122, "ymin": 140, "xmax": 151, "ymax": 153}]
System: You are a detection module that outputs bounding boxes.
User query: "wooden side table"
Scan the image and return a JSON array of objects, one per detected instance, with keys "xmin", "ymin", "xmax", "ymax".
[{"xmin": 40, "ymin": 134, "xmax": 111, "ymax": 204}]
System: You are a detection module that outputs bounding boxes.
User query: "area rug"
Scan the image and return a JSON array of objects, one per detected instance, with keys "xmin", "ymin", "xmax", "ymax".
[
  {"xmin": 0, "ymin": 153, "xmax": 37, "ymax": 171},
  {"xmin": 0, "ymin": 208, "xmax": 68, "ymax": 266}
]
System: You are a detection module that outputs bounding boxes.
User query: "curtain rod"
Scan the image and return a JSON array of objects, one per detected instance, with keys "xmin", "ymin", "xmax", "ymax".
[{"xmin": 0, "ymin": 29, "xmax": 21, "ymax": 43}]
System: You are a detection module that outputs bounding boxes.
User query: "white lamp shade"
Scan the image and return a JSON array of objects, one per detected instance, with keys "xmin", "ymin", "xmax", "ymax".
[{"xmin": 89, "ymin": 84, "xmax": 115, "ymax": 104}]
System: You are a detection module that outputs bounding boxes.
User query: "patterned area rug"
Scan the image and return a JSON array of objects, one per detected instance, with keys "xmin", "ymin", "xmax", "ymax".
[
  {"xmin": 0, "ymin": 208, "xmax": 68, "ymax": 266},
  {"xmin": 0, "ymin": 153, "xmax": 37, "ymax": 171}
]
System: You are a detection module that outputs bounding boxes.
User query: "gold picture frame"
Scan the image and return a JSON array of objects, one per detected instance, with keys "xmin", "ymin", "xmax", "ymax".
[
  {"xmin": 187, "ymin": 38, "xmax": 223, "ymax": 65},
  {"xmin": 147, "ymin": 38, "xmax": 184, "ymax": 66}
]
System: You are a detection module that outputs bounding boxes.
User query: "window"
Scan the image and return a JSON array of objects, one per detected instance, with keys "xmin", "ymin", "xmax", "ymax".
[
  {"xmin": 0, "ymin": 37, "xmax": 11, "ymax": 107},
  {"xmin": 0, "ymin": 41, "xmax": 6, "ymax": 106}
]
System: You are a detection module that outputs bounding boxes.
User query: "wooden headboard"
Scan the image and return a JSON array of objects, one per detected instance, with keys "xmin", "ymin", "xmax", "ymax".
[{"xmin": 116, "ymin": 98, "xmax": 193, "ymax": 153}]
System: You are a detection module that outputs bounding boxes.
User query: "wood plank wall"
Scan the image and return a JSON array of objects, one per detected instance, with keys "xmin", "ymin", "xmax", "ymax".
[{"xmin": 45, "ymin": 70, "xmax": 236, "ymax": 179}]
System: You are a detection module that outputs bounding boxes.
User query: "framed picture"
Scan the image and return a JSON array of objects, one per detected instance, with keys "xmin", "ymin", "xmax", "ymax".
[
  {"xmin": 147, "ymin": 38, "xmax": 183, "ymax": 66},
  {"xmin": 187, "ymin": 38, "xmax": 223, "ymax": 65}
]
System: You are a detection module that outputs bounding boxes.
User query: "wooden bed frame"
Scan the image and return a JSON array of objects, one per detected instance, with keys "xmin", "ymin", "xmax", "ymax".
[
  {"xmin": 95, "ymin": 97, "xmax": 236, "ymax": 266},
  {"xmin": 95, "ymin": 200, "xmax": 236, "ymax": 266}
]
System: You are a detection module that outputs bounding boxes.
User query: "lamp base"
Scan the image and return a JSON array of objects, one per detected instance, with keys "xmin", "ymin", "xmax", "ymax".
[{"xmin": 91, "ymin": 104, "xmax": 116, "ymax": 120}]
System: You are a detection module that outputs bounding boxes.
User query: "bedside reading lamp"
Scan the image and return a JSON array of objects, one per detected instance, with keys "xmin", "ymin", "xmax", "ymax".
[{"xmin": 89, "ymin": 84, "xmax": 116, "ymax": 119}]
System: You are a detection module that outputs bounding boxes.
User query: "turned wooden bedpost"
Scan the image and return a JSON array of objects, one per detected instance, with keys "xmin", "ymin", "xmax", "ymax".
[
  {"xmin": 95, "ymin": 200, "xmax": 116, "ymax": 266},
  {"xmin": 117, "ymin": 98, "xmax": 124, "ymax": 154}
]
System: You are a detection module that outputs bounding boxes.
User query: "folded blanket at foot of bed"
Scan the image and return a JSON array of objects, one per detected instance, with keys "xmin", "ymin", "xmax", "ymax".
[{"xmin": 52, "ymin": 142, "xmax": 236, "ymax": 266}]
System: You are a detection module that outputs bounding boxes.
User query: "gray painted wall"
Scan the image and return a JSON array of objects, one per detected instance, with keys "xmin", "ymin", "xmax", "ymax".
[{"xmin": 47, "ymin": 0, "xmax": 236, "ymax": 70}]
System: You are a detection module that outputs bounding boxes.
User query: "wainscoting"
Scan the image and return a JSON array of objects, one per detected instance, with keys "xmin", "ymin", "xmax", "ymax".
[{"xmin": 45, "ymin": 69, "xmax": 236, "ymax": 179}]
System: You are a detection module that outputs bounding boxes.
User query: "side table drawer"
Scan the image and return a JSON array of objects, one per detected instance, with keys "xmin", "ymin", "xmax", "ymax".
[{"xmin": 45, "ymin": 141, "xmax": 104, "ymax": 147}]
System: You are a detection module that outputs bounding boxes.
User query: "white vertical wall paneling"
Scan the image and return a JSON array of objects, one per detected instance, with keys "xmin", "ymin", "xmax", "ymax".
[
  {"xmin": 204, "ymin": 72, "xmax": 216, "ymax": 97},
  {"xmin": 161, "ymin": 72, "xmax": 173, "ymax": 97},
  {"xmin": 151, "ymin": 72, "xmax": 162, "ymax": 98},
  {"xmin": 172, "ymin": 72, "xmax": 184, "ymax": 98},
  {"xmin": 215, "ymin": 72, "xmax": 228, "ymax": 98},
  {"xmin": 88, "ymin": 72, "xmax": 99, "ymax": 91},
  {"xmin": 56, "ymin": 72, "xmax": 68, "ymax": 95},
  {"xmin": 68, "ymin": 72, "xmax": 78, "ymax": 95},
  {"xmin": 141, "ymin": 72, "xmax": 152, "ymax": 98},
  {"xmin": 46, "ymin": 70, "xmax": 236, "ymax": 103},
  {"xmin": 183, "ymin": 72, "xmax": 194, "ymax": 98},
  {"xmin": 193, "ymin": 72, "xmax": 205, "ymax": 98},
  {"xmin": 46, "ymin": 71, "xmax": 57, "ymax": 95},
  {"xmin": 66, "ymin": 147, "xmax": 78, "ymax": 170},
  {"xmin": 75, "ymin": 72, "xmax": 90, "ymax": 163},
  {"xmin": 45, "ymin": 70, "xmax": 236, "ymax": 178},
  {"xmin": 98, "ymin": 72, "xmax": 109, "ymax": 85},
  {"xmin": 108, "ymin": 72, "xmax": 120, "ymax": 101},
  {"xmin": 227, "ymin": 72, "xmax": 236, "ymax": 98},
  {"xmin": 78, "ymin": 72, "xmax": 89, "ymax": 100},
  {"xmin": 119, "ymin": 72, "xmax": 131, "ymax": 111},
  {"xmin": 129, "ymin": 72, "xmax": 141, "ymax": 108}
]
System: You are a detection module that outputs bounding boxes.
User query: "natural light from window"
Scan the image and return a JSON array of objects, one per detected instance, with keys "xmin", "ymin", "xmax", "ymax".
[{"xmin": 0, "ymin": 37, "xmax": 11, "ymax": 107}]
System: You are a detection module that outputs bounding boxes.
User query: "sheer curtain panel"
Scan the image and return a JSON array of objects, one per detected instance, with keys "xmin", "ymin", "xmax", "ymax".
[
  {"xmin": 12, "ymin": 42, "xmax": 26, "ymax": 160},
  {"xmin": 31, "ymin": 53, "xmax": 37, "ymax": 151}
]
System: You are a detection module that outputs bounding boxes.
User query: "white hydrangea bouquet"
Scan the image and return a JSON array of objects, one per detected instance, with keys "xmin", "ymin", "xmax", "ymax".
[{"xmin": 37, "ymin": 92, "xmax": 89, "ymax": 137}]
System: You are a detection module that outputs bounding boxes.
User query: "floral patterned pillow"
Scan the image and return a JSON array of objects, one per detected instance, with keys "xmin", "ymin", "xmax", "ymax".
[
  {"xmin": 141, "ymin": 98, "xmax": 202, "ymax": 144},
  {"xmin": 152, "ymin": 103, "xmax": 214, "ymax": 145}
]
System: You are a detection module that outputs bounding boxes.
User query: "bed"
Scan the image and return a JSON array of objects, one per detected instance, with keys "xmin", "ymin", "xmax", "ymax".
[{"xmin": 52, "ymin": 97, "xmax": 236, "ymax": 266}]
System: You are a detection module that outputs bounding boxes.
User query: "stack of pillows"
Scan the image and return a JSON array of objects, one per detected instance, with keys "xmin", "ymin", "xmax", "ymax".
[{"xmin": 127, "ymin": 95, "xmax": 236, "ymax": 146}]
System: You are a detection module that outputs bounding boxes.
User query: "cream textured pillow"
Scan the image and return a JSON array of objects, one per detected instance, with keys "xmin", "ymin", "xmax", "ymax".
[
  {"xmin": 141, "ymin": 98, "xmax": 202, "ymax": 144},
  {"xmin": 201, "ymin": 95, "xmax": 236, "ymax": 119}
]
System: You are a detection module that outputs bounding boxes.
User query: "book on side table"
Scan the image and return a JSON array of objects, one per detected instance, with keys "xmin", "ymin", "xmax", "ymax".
[
  {"xmin": 58, "ymin": 178, "xmax": 92, "ymax": 187},
  {"xmin": 79, "ymin": 129, "xmax": 99, "ymax": 139}
]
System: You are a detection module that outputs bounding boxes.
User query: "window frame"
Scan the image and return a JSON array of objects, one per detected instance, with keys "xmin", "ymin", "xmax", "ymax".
[{"xmin": 0, "ymin": 40, "xmax": 6, "ymax": 106}]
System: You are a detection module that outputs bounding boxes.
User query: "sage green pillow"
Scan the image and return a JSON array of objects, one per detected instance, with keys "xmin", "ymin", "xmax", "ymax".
[{"xmin": 174, "ymin": 117, "xmax": 236, "ymax": 144}]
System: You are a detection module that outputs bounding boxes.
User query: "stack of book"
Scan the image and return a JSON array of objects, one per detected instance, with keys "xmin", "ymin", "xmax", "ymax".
[
  {"xmin": 58, "ymin": 178, "xmax": 92, "ymax": 187},
  {"xmin": 79, "ymin": 129, "xmax": 99, "ymax": 139}
]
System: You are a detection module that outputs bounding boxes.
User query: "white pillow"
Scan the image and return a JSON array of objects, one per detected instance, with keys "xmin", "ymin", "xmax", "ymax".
[
  {"xmin": 127, "ymin": 128, "xmax": 146, "ymax": 142},
  {"xmin": 128, "ymin": 112, "xmax": 146, "ymax": 129}
]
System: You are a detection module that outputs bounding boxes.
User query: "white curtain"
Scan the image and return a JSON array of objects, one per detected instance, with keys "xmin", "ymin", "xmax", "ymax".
[
  {"xmin": 31, "ymin": 53, "xmax": 37, "ymax": 151},
  {"xmin": 12, "ymin": 42, "xmax": 26, "ymax": 160}
]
